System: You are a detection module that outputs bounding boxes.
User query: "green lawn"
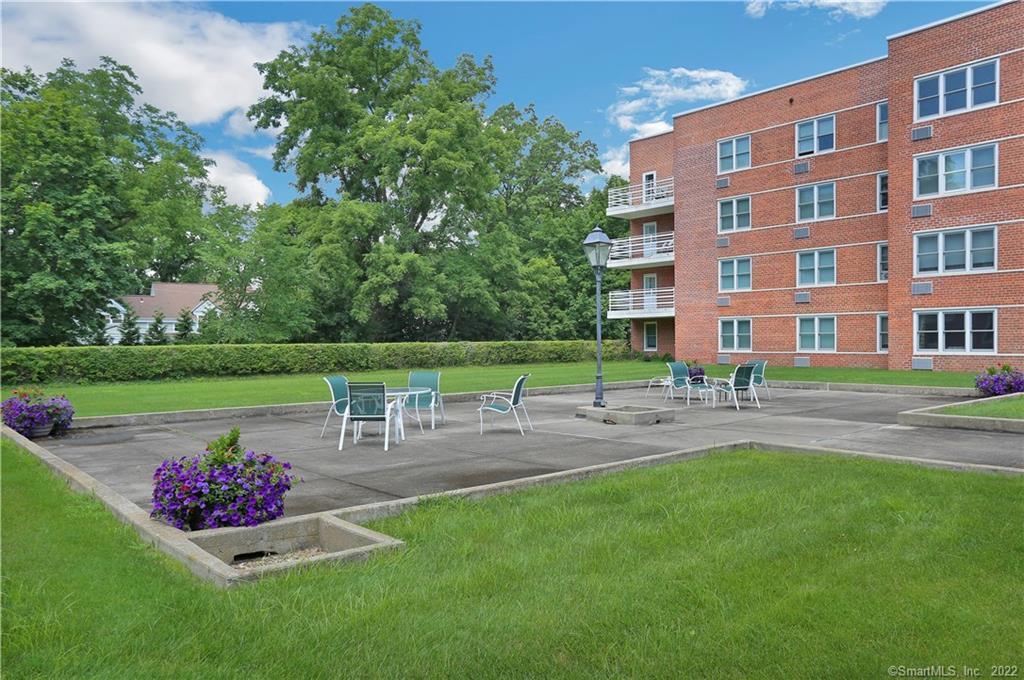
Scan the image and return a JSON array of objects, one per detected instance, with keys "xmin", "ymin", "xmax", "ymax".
[
  {"xmin": 3, "ymin": 441, "xmax": 1021, "ymax": 677},
  {"xmin": 940, "ymin": 394, "xmax": 1024, "ymax": 419},
  {"xmin": 25, "ymin": 360, "xmax": 977, "ymax": 417}
]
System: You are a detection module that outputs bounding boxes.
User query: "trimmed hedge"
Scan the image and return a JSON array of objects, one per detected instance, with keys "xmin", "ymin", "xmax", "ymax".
[{"xmin": 2, "ymin": 340, "xmax": 632, "ymax": 384}]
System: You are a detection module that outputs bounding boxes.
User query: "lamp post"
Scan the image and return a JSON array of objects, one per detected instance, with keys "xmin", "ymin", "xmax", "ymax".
[{"xmin": 582, "ymin": 225, "xmax": 612, "ymax": 408}]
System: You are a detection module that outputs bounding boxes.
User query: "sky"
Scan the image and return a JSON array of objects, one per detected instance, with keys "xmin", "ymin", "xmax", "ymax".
[{"xmin": 2, "ymin": 1, "xmax": 989, "ymax": 206}]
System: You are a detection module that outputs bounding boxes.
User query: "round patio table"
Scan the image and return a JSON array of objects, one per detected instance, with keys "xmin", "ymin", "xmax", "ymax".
[{"xmin": 385, "ymin": 387, "xmax": 431, "ymax": 441}]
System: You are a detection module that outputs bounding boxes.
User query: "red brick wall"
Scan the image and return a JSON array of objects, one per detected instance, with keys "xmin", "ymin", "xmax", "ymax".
[
  {"xmin": 886, "ymin": 0, "xmax": 1024, "ymax": 371},
  {"xmin": 628, "ymin": 132, "xmax": 674, "ymax": 185},
  {"xmin": 630, "ymin": 318, "xmax": 675, "ymax": 355}
]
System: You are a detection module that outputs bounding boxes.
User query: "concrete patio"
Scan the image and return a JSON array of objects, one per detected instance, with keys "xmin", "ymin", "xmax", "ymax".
[{"xmin": 45, "ymin": 387, "xmax": 1024, "ymax": 518}]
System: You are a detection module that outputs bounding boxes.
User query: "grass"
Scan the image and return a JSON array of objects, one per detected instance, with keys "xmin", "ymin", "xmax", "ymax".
[
  {"xmin": 940, "ymin": 394, "xmax": 1024, "ymax": 419},
  {"xmin": 3, "ymin": 440, "xmax": 1022, "ymax": 677},
  {"xmin": 25, "ymin": 360, "xmax": 977, "ymax": 417}
]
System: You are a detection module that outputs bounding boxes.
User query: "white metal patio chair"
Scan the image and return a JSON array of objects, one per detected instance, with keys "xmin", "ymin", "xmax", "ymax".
[{"xmin": 478, "ymin": 374, "xmax": 533, "ymax": 436}]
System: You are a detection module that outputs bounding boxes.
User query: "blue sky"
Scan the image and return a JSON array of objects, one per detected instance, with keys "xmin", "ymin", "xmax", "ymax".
[{"xmin": 3, "ymin": 1, "xmax": 986, "ymax": 205}]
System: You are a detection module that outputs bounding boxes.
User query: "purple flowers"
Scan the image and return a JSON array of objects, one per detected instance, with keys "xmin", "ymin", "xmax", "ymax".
[
  {"xmin": 975, "ymin": 364, "xmax": 1024, "ymax": 397},
  {"xmin": 151, "ymin": 427, "xmax": 294, "ymax": 531},
  {"xmin": 688, "ymin": 364, "xmax": 706, "ymax": 380},
  {"xmin": 1, "ymin": 389, "xmax": 75, "ymax": 438}
]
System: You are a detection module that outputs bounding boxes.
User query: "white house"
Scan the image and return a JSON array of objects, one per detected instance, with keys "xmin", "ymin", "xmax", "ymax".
[{"xmin": 105, "ymin": 283, "xmax": 220, "ymax": 343}]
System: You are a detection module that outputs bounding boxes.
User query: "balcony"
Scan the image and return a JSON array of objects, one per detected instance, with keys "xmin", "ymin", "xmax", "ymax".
[
  {"xmin": 607, "ymin": 233, "xmax": 674, "ymax": 269},
  {"xmin": 606, "ymin": 177, "xmax": 675, "ymax": 219},
  {"xmin": 607, "ymin": 287, "xmax": 675, "ymax": 319}
]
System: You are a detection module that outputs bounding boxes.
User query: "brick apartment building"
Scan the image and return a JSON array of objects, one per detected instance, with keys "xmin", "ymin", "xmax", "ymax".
[{"xmin": 606, "ymin": 0, "xmax": 1023, "ymax": 373}]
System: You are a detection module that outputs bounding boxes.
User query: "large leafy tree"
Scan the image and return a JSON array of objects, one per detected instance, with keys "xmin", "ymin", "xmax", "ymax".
[{"xmin": 1, "ymin": 58, "xmax": 213, "ymax": 346}]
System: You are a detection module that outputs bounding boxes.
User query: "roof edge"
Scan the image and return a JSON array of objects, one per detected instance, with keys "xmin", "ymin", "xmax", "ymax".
[
  {"xmin": 628, "ymin": 129, "xmax": 675, "ymax": 144},
  {"xmin": 671, "ymin": 56, "xmax": 887, "ymax": 121},
  {"xmin": 886, "ymin": 0, "xmax": 1017, "ymax": 41}
]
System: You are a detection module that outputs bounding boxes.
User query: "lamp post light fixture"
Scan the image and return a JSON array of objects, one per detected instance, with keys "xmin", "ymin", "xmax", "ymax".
[{"xmin": 582, "ymin": 224, "xmax": 612, "ymax": 408}]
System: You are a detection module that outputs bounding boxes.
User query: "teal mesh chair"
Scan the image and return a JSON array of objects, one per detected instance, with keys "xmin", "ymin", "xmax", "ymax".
[
  {"xmin": 712, "ymin": 364, "xmax": 760, "ymax": 410},
  {"xmin": 665, "ymin": 361, "xmax": 713, "ymax": 406},
  {"xmin": 320, "ymin": 376, "xmax": 349, "ymax": 438},
  {"xmin": 407, "ymin": 371, "xmax": 446, "ymax": 431},
  {"xmin": 478, "ymin": 374, "xmax": 533, "ymax": 436},
  {"xmin": 743, "ymin": 360, "xmax": 771, "ymax": 400},
  {"xmin": 343, "ymin": 382, "xmax": 397, "ymax": 451}
]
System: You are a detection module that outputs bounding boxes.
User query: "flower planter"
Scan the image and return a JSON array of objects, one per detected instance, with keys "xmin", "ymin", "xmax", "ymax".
[{"xmin": 28, "ymin": 423, "xmax": 54, "ymax": 438}]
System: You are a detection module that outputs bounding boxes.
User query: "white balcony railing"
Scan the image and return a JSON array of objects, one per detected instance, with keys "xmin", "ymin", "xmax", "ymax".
[
  {"xmin": 608, "ymin": 233, "xmax": 674, "ymax": 267},
  {"xmin": 607, "ymin": 287, "xmax": 675, "ymax": 318},
  {"xmin": 607, "ymin": 177, "xmax": 674, "ymax": 217}
]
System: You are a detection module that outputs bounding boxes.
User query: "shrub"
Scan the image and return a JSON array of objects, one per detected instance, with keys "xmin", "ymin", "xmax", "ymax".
[
  {"xmin": 975, "ymin": 364, "xmax": 1024, "ymax": 397},
  {"xmin": 151, "ymin": 427, "xmax": 295, "ymax": 531},
  {"xmin": 2, "ymin": 340, "xmax": 632, "ymax": 384},
  {"xmin": 1, "ymin": 389, "xmax": 75, "ymax": 437}
]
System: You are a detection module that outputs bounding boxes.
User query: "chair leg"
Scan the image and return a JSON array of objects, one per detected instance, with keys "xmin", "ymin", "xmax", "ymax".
[
  {"xmin": 414, "ymin": 405, "xmax": 424, "ymax": 434},
  {"xmin": 733, "ymin": 390, "xmax": 740, "ymax": 410},
  {"xmin": 338, "ymin": 412, "xmax": 349, "ymax": 451},
  {"xmin": 521, "ymin": 404, "xmax": 534, "ymax": 431},
  {"xmin": 751, "ymin": 386, "xmax": 761, "ymax": 409},
  {"xmin": 320, "ymin": 408, "xmax": 333, "ymax": 438},
  {"xmin": 384, "ymin": 414, "xmax": 390, "ymax": 452},
  {"xmin": 430, "ymin": 404, "xmax": 435, "ymax": 430},
  {"xmin": 439, "ymin": 395, "xmax": 447, "ymax": 424},
  {"xmin": 479, "ymin": 408, "xmax": 484, "ymax": 435},
  {"xmin": 765, "ymin": 382, "xmax": 772, "ymax": 400},
  {"xmin": 512, "ymin": 408, "xmax": 525, "ymax": 436}
]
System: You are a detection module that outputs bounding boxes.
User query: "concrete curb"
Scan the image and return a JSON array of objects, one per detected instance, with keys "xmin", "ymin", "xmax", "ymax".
[
  {"xmin": 897, "ymin": 393, "xmax": 1024, "ymax": 433},
  {"xmin": 71, "ymin": 378, "xmax": 976, "ymax": 430}
]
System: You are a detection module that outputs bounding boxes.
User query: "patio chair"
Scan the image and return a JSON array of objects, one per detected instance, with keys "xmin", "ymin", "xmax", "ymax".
[
  {"xmin": 479, "ymin": 374, "xmax": 534, "ymax": 436},
  {"xmin": 743, "ymin": 359, "xmax": 771, "ymax": 400},
  {"xmin": 342, "ymin": 382, "xmax": 397, "ymax": 452},
  {"xmin": 407, "ymin": 370, "xmax": 446, "ymax": 431},
  {"xmin": 712, "ymin": 364, "xmax": 761, "ymax": 410},
  {"xmin": 665, "ymin": 361, "xmax": 714, "ymax": 406},
  {"xmin": 319, "ymin": 376, "xmax": 349, "ymax": 438}
]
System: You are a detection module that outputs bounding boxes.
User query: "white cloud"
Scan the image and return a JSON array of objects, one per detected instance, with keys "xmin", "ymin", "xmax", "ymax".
[
  {"xmin": 746, "ymin": 0, "xmax": 888, "ymax": 20},
  {"xmin": 241, "ymin": 144, "xmax": 278, "ymax": 161},
  {"xmin": 608, "ymin": 66, "xmax": 748, "ymax": 138},
  {"xmin": 601, "ymin": 144, "xmax": 630, "ymax": 179},
  {"xmin": 204, "ymin": 152, "xmax": 271, "ymax": 206},
  {"xmin": 1, "ymin": 3, "xmax": 306, "ymax": 126}
]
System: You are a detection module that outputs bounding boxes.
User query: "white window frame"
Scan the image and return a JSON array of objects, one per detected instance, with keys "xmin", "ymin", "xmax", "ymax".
[
  {"xmin": 877, "ymin": 243, "xmax": 889, "ymax": 282},
  {"xmin": 914, "ymin": 58, "xmax": 1000, "ymax": 122},
  {"xmin": 912, "ymin": 226, "xmax": 997, "ymax": 277},
  {"xmin": 877, "ymin": 172, "xmax": 888, "ymax": 212},
  {"xmin": 719, "ymin": 318, "xmax": 752, "ymax": 352},
  {"xmin": 795, "ymin": 248, "xmax": 836, "ymax": 287},
  {"xmin": 717, "ymin": 135, "xmax": 751, "ymax": 174},
  {"xmin": 794, "ymin": 115, "xmax": 835, "ymax": 158},
  {"xmin": 642, "ymin": 321, "xmax": 658, "ymax": 352},
  {"xmin": 876, "ymin": 314, "xmax": 889, "ymax": 354},
  {"xmin": 913, "ymin": 308, "xmax": 997, "ymax": 355},
  {"xmin": 876, "ymin": 101, "xmax": 888, "ymax": 142},
  {"xmin": 913, "ymin": 143, "xmax": 998, "ymax": 199},
  {"xmin": 796, "ymin": 316, "xmax": 837, "ymax": 353},
  {"xmin": 795, "ymin": 181, "xmax": 836, "ymax": 222},
  {"xmin": 717, "ymin": 196, "xmax": 752, "ymax": 233},
  {"xmin": 718, "ymin": 257, "xmax": 752, "ymax": 292},
  {"xmin": 642, "ymin": 171, "xmax": 657, "ymax": 202}
]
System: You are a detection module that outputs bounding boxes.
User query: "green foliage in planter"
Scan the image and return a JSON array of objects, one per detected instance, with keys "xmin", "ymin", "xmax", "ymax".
[{"xmin": 2, "ymin": 340, "xmax": 631, "ymax": 384}]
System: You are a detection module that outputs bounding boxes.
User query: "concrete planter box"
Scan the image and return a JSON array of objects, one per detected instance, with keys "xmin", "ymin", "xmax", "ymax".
[
  {"xmin": 897, "ymin": 393, "xmax": 1024, "ymax": 434},
  {"xmin": 188, "ymin": 514, "xmax": 403, "ymax": 581},
  {"xmin": 575, "ymin": 404, "xmax": 675, "ymax": 425}
]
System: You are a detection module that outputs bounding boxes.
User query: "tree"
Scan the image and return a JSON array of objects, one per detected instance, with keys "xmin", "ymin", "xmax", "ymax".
[
  {"xmin": 118, "ymin": 308, "xmax": 141, "ymax": 345},
  {"xmin": 1, "ymin": 58, "xmax": 214, "ymax": 346},
  {"xmin": 145, "ymin": 311, "xmax": 170, "ymax": 345},
  {"xmin": 174, "ymin": 307, "xmax": 195, "ymax": 343}
]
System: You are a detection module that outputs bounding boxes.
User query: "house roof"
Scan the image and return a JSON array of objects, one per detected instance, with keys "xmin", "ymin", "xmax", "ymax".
[{"xmin": 119, "ymin": 283, "xmax": 219, "ymax": 319}]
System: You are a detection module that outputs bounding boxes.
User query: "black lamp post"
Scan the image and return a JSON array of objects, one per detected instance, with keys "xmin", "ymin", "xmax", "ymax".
[{"xmin": 582, "ymin": 225, "xmax": 612, "ymax": 408}]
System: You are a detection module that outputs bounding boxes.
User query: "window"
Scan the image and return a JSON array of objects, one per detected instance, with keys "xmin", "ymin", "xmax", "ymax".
[
  {"xmin": 915, "ymin": 309, "xmax": 995, "ymax": 353},
  {"xmin": 719, "ymin": 257, "xmax": 752, "ymax": 291},
  {"xmin": 795, "ymin": 115, "xmax": 835, "ymax": 157},
  {"xmin": 796, "ymin": 182, "xmax": 835, "ymax": 222},
  {"xmin": 877, "ymin": 173, "xmax": 888, "ymax": 212},
  {"xmin": 720, "ymin": 319, "xmax": 752, "ymax": 351},
  {"xmin": 877, "ymin": 314, "xmax": 889, "ymax": 353},
  {"xmin": 642, "ymin": 171, "xmax": 657, "ymax": 202},
  {"xmin": 643, "ymin": 322, "xmax": 658, "ymax": 352},
  {"xmin": 797, "ymin": 248, "xmax": 836, "ymax": 286},
  {"xmin": 798, "ymin": 316, "xmax": 836, "ymax": 352},
  {"xmin": 718, "ymin": 135, "xmax": 751, "ymax": 173},
  {"xmin": 877, "ymin": 243, "xmax": 889, "ymax": 282},
  {"xmin": 718, "ymin": 197, "xmax": 751, "ymax": 232},
  {"xmin": 915, "ymin": 227, "xmax": 996, "ymax": 275},
  {"xmin": 877, "ymin": 102, "xmax": 888, "ymax": 142},
  {"xmin": 915, "ymin": 59, "xmax": 998, "ymax": 120},
  {"xmin": 915, "ymin": 144, "xmax": 996, "ymax": 197}
]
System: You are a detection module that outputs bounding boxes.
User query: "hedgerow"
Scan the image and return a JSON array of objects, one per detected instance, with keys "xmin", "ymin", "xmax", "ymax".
[{"xmin": 1, "ymin": 340, "xmax": 632, "ymax": 384}]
